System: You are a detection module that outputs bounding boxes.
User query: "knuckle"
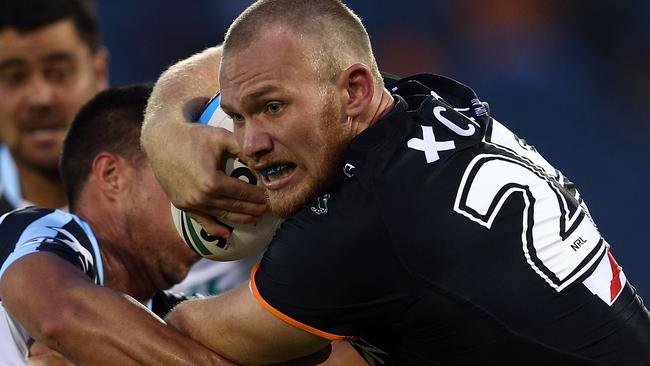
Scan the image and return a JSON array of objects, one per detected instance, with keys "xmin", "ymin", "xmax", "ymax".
[
  {"xmin": 229, "ymin": 198, "xmax": 244, "ymax": 211},
  {"xmin": 254, "ymin": 204, "xmax": 268, "ymax": 216},
  {"xmin": 238, "ymin": 215, "xmax": 256, "ymax": 224},
  {"xmin": 185, "ymin": 190, "xmax": 205, "ymax": 208},
  {"xmin": 214, "ymin": 210, "xmax": 231, "ymax": 222},
  {"xmin": 201, "ymin": 175, "xmax": 222, "ymax": 194}
]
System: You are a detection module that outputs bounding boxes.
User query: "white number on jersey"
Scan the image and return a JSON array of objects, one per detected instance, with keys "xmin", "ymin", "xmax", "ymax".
[{"xmin": 454, "ymin": 120, "xmax": 606, "ymax": 291}]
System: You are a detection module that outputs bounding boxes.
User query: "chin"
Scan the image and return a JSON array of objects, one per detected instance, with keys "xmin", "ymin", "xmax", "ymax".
[
  {"xmin": 267, "ymin": 174, "xmax": 338, "ymax": 218},
  {"xmin": 18, "ymin": 152, "xmax": 61, "ymax": 176},
  {"xmin": 266, "ymin": 181, "xmax": 315, "ymax": 218},
  {"xmin": 268, "ymin": 192, "xmax": 304, "ymax": 218}
]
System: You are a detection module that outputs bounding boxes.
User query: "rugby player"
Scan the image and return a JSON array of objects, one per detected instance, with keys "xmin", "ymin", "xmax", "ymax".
[
  {"xmin": 144, "ymin": 1, "xmax": 650, "ymax": 364},
  {"xmin": 0, "ymin": 85, "xmax": 232, "ymax": 365}
]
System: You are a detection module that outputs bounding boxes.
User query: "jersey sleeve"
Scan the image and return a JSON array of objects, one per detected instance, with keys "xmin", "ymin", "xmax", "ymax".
[
  {"xmin": 251, "ymin": 182, "xmax": 412, "ymax": 340},
  {"xmin": 0, "ymin": 207, "xmax": 102, "ymax": 285}
]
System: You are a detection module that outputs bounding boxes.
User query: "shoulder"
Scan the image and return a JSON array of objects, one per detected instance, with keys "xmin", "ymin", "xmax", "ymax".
[
  {"xmin": 0, "ymin": 207, "xmax": 102, "ymax": 284},
  {"xmin": 0, "ymin": 207, "xmax": 92, "ymax": 250},
  {"xmin": 0, "ymin": 207, "xmax": 60, "ymax": 266},
  {"xmin": 0, "ymin": 206, "xmax": 60, "ymax": 228}
]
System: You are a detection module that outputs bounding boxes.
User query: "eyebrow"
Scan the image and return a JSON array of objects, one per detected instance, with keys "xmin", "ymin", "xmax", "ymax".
[
  {"xmin": 221, "ymin": 84, "xmax": 282, "ymax": 113},
  {"xmin": 0, "ymin": 52, "xmax": 76, "ymax": 73},
  {"xmin": 40, "ymin": 52, "xmax": 75, "ymax": 65},
  {"xmin": 0, "ymin": 58, "xmax": 27, "ymax": 72}
]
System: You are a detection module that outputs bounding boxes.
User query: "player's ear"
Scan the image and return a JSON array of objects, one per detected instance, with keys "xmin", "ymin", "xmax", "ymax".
[
  {"xmin": 92, "ymin": 152, "xmax": 128, "ymax": 200},
  {"xmin": 338, "ymin": 63, "xmax": 374, "ymax": 119}
]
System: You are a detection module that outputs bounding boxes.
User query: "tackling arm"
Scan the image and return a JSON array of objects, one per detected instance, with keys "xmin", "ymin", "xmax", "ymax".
[
  {"xmin": 0, "ymin": 252, "xmax": 234, "ymax": 365},
  {"xmin": 140, "ymin": 46, "xmax": 267, "ymax": 236},
  {"xmin": 167, "ymin": 283, "xmax": 333, "ymax": 365}
]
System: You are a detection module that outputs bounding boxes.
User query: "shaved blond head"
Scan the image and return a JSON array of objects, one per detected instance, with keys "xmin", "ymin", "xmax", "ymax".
[{"xmin": 223, "ymin": 0, "xmax": 382, "ymax": 86}]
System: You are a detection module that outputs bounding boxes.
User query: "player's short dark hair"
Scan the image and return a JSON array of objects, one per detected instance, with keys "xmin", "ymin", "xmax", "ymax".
[
  {"xmin": 0, "ymin": 0, "xmax": 101, "ymax": 53},
  {"xmin": 60, "ymin": 84, "xmax": 152, "ymax": 211}
]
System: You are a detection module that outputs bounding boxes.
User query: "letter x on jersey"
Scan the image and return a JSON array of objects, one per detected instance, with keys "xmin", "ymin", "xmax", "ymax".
[{"xmin": 408, "ymin": 125, "xmax": 455, "ymax": 163}]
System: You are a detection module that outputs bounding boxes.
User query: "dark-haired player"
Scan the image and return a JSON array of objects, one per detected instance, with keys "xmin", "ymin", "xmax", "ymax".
[{"xmin": 0, "ymin": 85, "xmax": 232, "ymax": 365}]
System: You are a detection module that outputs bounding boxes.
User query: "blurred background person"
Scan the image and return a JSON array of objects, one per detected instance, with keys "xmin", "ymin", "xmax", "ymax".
[{"xmin": 0, "ymin": 0, "xmax": 108, "ymax": 213}]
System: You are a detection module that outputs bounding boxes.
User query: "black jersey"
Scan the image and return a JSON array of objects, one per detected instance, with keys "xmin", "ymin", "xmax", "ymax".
[{"xmin": 252, "ymin": 75, "xmax": 650, "ymax": 365}]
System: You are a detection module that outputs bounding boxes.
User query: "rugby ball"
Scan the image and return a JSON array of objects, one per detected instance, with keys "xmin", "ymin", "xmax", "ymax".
[{"xmin": 170, "ymin": 92, "xmax": 282, "ymax": 261}]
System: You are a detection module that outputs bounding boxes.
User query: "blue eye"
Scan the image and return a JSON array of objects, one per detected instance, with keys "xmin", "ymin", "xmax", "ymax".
[{"xmin": 266, "ymin": 102, "xmax": 283, "ymax": 114}]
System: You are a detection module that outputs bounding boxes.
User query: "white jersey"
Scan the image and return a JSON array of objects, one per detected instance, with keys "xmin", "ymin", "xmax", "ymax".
[
  {"xmin": 0, "ymin": 207, "xmax": 102, "ymax": 365},
  {"xmin": 0, "ymin": 305, "xmax": 30, "ymax": 365},
  {"xmin": 0, "ymin": 146, "xmax": 68, "ymax": 215}
]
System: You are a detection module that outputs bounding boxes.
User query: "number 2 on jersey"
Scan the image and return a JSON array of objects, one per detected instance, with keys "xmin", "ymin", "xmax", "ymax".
[{"xmin": 453, "ymin": 121, "xmax": 606, "ymax": 291}]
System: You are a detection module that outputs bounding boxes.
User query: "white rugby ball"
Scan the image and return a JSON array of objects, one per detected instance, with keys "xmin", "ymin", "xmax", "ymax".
[{"xmin": 170, "ymin": 92, "xmax": 282, "ymax": 261}]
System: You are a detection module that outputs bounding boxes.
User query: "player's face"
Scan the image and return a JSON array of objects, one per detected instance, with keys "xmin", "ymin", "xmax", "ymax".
[
  {"xmin": 221, "ymin": 29, "xmax": 350, "ymax": 218},
  {"xmin": 125, "ymin": 162, "xmax": 200, "ymax": 290},
  {"xmin": 0, "ymin": 19, "xmax": 107, "ymax": 174}
]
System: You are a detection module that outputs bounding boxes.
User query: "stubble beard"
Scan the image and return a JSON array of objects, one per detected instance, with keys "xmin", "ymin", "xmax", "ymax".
[
  {"xmin": 14, "ymin": 144, "xmax": 63, "ymax": 179},
  {"xmin": 14, "ymin": 109, "xmax": 69, "ymax": 179},
  {"xmin": 267, "ymin": 95, "xmax": 348, "ymax": 218}
]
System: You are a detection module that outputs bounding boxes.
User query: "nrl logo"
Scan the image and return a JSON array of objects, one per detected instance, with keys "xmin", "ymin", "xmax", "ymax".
[{"xmin": 310, "ymin": 194, "xmax": 331, "ymax": 215}]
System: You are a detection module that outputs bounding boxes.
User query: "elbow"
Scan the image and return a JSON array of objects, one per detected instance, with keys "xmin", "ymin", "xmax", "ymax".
[
  {"xmin": 36, "ymin": 305, "xmax": 81, "ymax": 351},
  {"xmin": 38, "ymin": 313, "xmax": 69, "ymax": 345},
  {"xmin": 36, "ymin": 287, "xmax": 101, "ymax": 347}
]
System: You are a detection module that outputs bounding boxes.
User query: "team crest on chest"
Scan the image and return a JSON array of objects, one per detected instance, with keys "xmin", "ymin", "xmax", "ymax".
[{"xmin": 310, "ymin": 194, "xmax": 330, "ymax": 215}]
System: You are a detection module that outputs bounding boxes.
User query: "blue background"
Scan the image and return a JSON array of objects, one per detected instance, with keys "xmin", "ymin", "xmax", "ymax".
[{"xmin": 96, "ymin": 0, "xmax": 649, "ymax": 298}]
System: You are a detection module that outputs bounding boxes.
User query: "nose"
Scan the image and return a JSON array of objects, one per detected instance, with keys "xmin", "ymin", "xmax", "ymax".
[
  {"xmin": 241, "ymin": 119, "xmax": 273, "ymax": 161},
  {"xmin": 24, "ymin": 74, "xmax": 55, "ymax": 107}
]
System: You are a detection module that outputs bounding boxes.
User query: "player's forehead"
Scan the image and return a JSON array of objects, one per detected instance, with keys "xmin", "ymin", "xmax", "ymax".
[{"xmin": 220, "ymin": 35, "xmax": 318, "ymax": 111}]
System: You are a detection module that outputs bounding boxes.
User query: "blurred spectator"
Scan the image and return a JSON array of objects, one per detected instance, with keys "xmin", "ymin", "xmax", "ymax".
[{"xmin": 0, "ymin": 0, "xmax": 108, "ymax": 213}]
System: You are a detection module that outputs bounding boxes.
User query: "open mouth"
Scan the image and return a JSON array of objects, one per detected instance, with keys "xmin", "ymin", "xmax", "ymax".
[{"xmin": 259, "ymin": 163, "xmax": 297, "ymax": 183}]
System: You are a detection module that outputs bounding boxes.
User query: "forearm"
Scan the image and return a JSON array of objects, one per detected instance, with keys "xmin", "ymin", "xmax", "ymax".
[
  {"xmin": 35, "ymin": 285, "xmax": 233, "ymax": 365},
  {"xmin": 167, "ymin": 285, "xmax": 330, "ymax": 365},
  {"xmin": 1, "ymin": 254, "xmax": 233, "ymax": 365}
]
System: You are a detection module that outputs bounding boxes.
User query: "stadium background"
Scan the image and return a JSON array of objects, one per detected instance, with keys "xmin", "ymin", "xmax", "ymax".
[{"xmin": 95, "ymin": 0, "xmax": 649, "ymax": 298}]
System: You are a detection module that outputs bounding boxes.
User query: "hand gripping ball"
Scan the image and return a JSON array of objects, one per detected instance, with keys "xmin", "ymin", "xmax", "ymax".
[{"xmin": 170, "ymin": 93, "xmax": 282, "ymax": 261}]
